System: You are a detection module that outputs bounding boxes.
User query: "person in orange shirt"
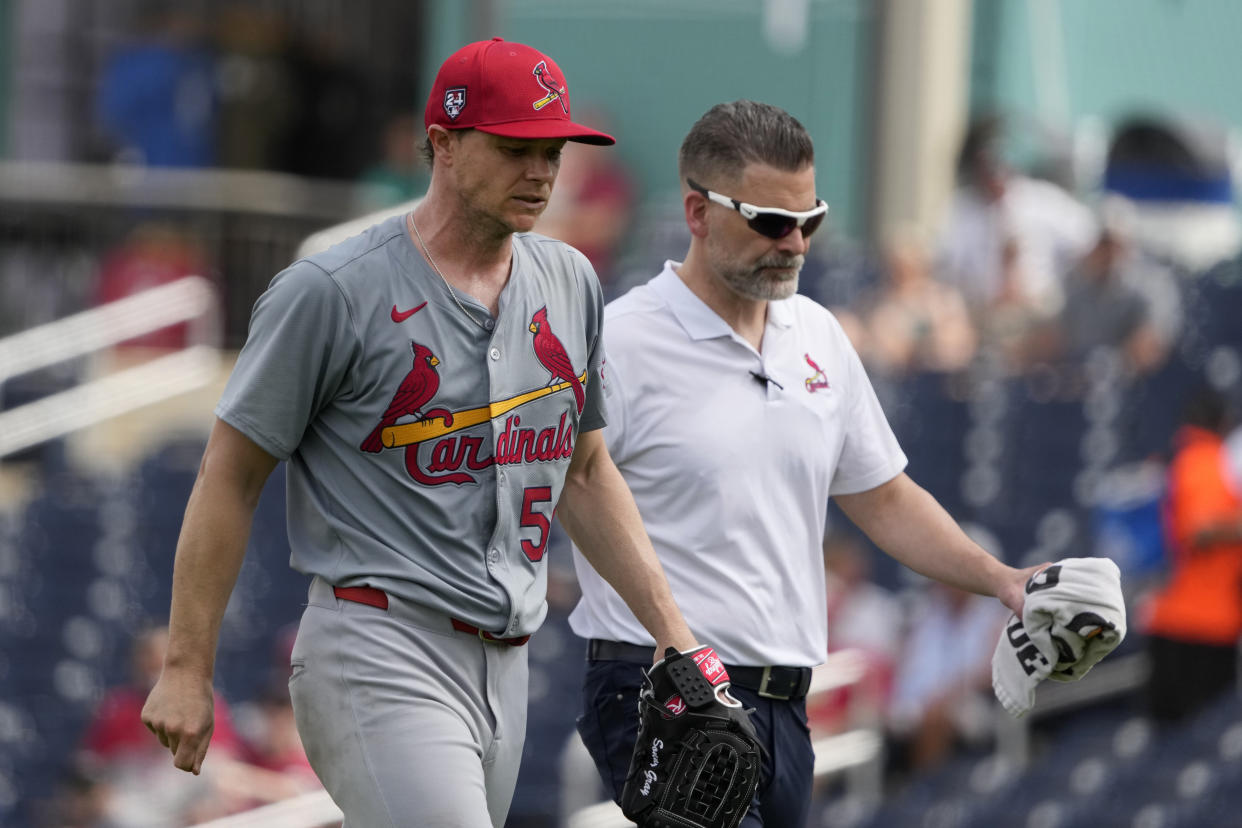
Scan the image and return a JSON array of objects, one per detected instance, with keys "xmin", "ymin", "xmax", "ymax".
[{"xmin": 1144, "ymin": 386, "xmax": 1242, "ymax": 722}]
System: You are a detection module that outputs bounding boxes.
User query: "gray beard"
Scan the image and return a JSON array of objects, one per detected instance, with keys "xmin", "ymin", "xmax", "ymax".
[{"xmin": 710, "ymin": 243, "xmax": 805, "ymax": 302}]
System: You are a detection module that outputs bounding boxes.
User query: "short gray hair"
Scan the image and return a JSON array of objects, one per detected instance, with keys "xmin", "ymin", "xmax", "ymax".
[{"xmin": 678, "ymin": 100, "xmax": 814, "ymax": 188}]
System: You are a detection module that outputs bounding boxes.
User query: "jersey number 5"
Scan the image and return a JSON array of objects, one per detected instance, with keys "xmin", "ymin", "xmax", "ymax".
[{"xmin": 520, "ymin": 486, "xmax": 554, "ymax": 562}]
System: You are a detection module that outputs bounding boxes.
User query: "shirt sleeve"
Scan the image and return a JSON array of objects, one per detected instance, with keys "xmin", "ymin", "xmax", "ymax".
[
  {"xmin": 829, "ymin": 337, "xmax": 908, "ymax": 495},
  {"xmin": 597, "ymin": 337, "xmax": 630, "ymax": 460},
  {"xmin": 215, "ymin": 261, "xmax": 359, "ymax": 459}
]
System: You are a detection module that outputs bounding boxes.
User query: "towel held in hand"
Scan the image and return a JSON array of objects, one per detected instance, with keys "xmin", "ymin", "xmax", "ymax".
[{"xmin": 991, "ymin": 557, "xmax": 1126, "ymax": 717}]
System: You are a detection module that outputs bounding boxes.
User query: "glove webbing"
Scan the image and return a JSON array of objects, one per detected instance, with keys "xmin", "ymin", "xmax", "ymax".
[{"xmin": 651, "ymin": 729, "xmax": 758, "ymax": 828}]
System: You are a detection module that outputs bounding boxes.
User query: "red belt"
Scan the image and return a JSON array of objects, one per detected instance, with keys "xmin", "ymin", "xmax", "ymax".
[{"xmin": 332, "ymin": 585, "xmax": 530, "ymax": 647}]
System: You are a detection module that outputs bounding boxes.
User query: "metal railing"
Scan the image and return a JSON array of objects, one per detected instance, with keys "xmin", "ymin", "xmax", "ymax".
[
  {"xmin": 191, "ymin": 791, "xmax": 342, "ymax": 828},
  {"xmin": 0, "ymin": 161, "xmax": 364, "ymax": 348},
  {"xmin": 0, "ymin": 275, "xmax": 221, "ymax": 458}
]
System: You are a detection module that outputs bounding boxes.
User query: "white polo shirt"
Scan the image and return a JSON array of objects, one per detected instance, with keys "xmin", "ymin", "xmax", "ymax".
[{"xmin": 568, "ymin": 262, "xmax": 907, "ymax": 667}]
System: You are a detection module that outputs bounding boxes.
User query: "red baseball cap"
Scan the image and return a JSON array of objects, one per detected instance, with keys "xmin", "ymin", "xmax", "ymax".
[{"xmin": 424, "ymin": 37, "xmax": 615, "ymax": 146}]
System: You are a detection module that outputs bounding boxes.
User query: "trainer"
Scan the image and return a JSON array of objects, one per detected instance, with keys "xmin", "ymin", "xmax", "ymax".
[{"xmin": 570, "ymin": 100, "xmax": 1040, "ymax": 826}]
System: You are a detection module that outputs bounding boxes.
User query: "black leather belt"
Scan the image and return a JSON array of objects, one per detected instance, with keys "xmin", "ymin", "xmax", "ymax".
[{"xmin": 586, "ymin": 638, "xmax": 812, "ymax": 701}]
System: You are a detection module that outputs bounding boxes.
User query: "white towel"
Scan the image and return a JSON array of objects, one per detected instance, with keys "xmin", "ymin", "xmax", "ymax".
[{"xmin": 991, "ymin": 557, "xmax": 1126, "ymax": 717}]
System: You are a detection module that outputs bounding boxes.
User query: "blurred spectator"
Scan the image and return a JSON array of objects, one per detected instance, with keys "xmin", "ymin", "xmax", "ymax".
[
  {"xmin": 935, "ymin": 115, "xmax": 1096, "ymax": 344},
  {"xmin": 1103, "ymin": 116, "xmax": 1242, "ymax": 273},
  {"xmin": 356, "ymin": 112, "xmax": 429, "ymax": 212},
  {"xmin": 534, "ymin": 115, "xmax": 637, "ymax": 292},
  {"xmin": 1053, "ymin": 201, "xmax": 1178, "ymax": 376},
  {"xmin": 232, "ymin": 625, "xmax": 316, "ymax": 787},
  {"xmin": 886, "ymin": 578, "xmax": 1008, "ymax": 774},
  {"xmin": 1141, "ymin": 386, "xmax": 1242, "ymax": 723},
  {"xmin": 1092, "ymin": 460, "xmax": 1170, "ymax": 591},
  {"xmin": 861, "ymin": 228, "xmax": 977, "ymax": 377},
  {"xmin": 96, "ymin": 6, "xmax": 218, "ymax": 168},
  {"xmin": 35, "ymin": 762, "xmax": 113, "ymax": 828},
  {"xmin": 93, "ymin": 222, "xmax": 215, "ymax": 350},
  {"xmin": 277, "ymin": 28, "xmax": 369, "ymax": 179},
  {"xmin": 1227, "ymin": 419, "xmax": 1242, "ymax": 496},
  {"xmin": 77, "ymin": 625, "xmax": 247, "ymax": 826},
  {"xmin": 229, "ymin": 689, "xmax": 320, "ymax": 801},
  {"xmin": 794, "ymin": 236, "xmax": 879, "ymax": 365},
  {"xmin": 806, "ymin": 531, "xmax": 903, "ymax": 734},
  {"xmin": 213, "ymin": 5, "xmax": 296, "ymax": 170}
]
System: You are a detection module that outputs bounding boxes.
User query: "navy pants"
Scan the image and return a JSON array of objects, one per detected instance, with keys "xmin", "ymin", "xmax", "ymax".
[{"xmin": 576, "ymin": 657, "xmax": 815, "ymax": 828}]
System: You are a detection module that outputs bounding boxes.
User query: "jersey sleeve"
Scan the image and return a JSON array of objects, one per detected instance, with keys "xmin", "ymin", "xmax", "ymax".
[
  {"xmin": 576, "ymin": 252, "xmax": 609, "ymax": 433},
  {"xmin": 829, "ymin": 337, "xmax": 908, "ymax": 496},
  {"xmin": 215, "ymin": 261, "xmax": 359, "ymax": 459}
]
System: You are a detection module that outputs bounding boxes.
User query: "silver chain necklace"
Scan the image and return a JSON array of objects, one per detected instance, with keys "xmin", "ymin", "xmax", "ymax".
[{"xmin": 408, "ymin": 212, "xmax": 489, "ymax": 331}]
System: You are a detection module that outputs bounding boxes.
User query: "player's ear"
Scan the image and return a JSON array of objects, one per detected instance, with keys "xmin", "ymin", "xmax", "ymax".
[
  {"xmin": 684, "ymin": 188, "xmax": 711, "ymax": 239},
  {"xmin": 427, "ymin": 125, "xmax": 458, "ymax": 167}
]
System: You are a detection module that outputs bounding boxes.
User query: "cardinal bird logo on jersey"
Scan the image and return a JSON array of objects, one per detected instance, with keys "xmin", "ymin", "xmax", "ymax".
[
  {"xmin": 359, "ymin": 341, "xmax": 451, "ymax": 453},
  {"xmin": 529, "ymin": 307, "xmax": 585, "ymax": 414}
]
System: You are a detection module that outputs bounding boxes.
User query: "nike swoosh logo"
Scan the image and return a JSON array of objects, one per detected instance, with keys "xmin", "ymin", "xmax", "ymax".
[{"xmin": 391, "ymin": 302, "xmax": 427, "ymax": 323}]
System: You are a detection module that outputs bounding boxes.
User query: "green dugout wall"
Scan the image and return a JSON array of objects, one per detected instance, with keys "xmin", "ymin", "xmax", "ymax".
[
  {"xmin": 973, "ymin": 0, "xmax": 1242, "ymax": 130},
  {"xmin": 420, "ymin": 0, "xmax": 1242, "ymax": 240},
  {"xmin": 425, "ymin": 0, "xmax": 878, "ymax": 237},
  {"xmin": 971, "ymin": 0, "xmax": 1242, "ymax": 177}
]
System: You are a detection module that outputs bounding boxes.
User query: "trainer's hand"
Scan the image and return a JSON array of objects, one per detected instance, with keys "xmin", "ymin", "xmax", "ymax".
[
  {"xmin": 141, "ymin": 668, "xmax": 216, "ymax": 775},
  {"xmin": 998, "ymin": 562, "xmax": 1052, "ymax": 619},
  {"xmin": 652, "ymin": 636, "xmax": 700, "ymax": 665}
]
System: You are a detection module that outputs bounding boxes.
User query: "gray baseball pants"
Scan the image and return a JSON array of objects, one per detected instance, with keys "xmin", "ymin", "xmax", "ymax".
[{"xmin": 289, "ymin": 576, "xmax": 528, "ymax": 827}]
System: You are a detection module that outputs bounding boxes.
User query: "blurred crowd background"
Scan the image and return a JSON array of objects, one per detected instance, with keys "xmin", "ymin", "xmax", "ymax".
[{"xmin": 4, "ymin": 1, "xmax": 1242, "ymax": 826}]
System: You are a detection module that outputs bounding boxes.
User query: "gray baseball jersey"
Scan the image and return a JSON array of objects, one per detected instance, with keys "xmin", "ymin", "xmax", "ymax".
[{"xmin": 217, "ymin": 213, "xmax": 606, "ymax": 637}]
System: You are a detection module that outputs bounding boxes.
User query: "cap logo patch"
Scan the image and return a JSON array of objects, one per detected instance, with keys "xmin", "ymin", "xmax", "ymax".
[
  {"xmin": 443, "ymin": 87, "xmax": 467, "ymax": 121},
  {"xmin": 531, "ymin": 61, "xmax": 568, "ymax": 113}
]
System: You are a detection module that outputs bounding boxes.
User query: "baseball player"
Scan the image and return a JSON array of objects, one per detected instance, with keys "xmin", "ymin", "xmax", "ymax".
[
  {"xmin": 570, "ymin": 101, "xmax": 1042, "ymax": 826},
  {"xmin": 140, "ymin": 38, "xmax": 699, "ymax": 827}
]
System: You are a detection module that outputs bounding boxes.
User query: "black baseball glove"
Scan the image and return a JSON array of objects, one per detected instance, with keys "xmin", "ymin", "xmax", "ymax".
[{"xmin": 619, "ymin": 646, "xmax": 762, "ymax": 828}]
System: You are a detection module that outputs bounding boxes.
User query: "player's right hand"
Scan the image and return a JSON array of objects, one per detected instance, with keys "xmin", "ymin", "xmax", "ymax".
[{"xmin": 141, "ymin": 668, "xmax": 216, "ymax": 775}]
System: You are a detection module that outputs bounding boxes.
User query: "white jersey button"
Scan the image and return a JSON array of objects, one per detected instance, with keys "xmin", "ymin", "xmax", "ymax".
[
  {"xmin": 488, "ymin": 549, "xmax": 500, "ymax": 563},
  {"xmin": 489, "ymin": 347, "xmax": 501, "ymax": 361}
]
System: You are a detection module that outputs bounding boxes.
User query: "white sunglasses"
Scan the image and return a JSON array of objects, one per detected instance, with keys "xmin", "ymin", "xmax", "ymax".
[{"xmin": 687, "ymin": 178, "xmax": 828, "ymax": 239}]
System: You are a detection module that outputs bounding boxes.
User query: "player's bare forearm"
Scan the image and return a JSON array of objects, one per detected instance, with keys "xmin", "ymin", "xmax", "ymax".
[
  {"xmin": 835, "ymin": 472, "xmax": 1042, "ymax": 616},
  {"xmin": 143, "ymin": 418, "xmax": 277, "ymax": 774},
  {"xmin": 559, "ymin": 429, "xmax": 697, "ymax": 653},
  {"xmin": 164, "ymin": 419, "xmax": 278, "ymax": 675}
]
